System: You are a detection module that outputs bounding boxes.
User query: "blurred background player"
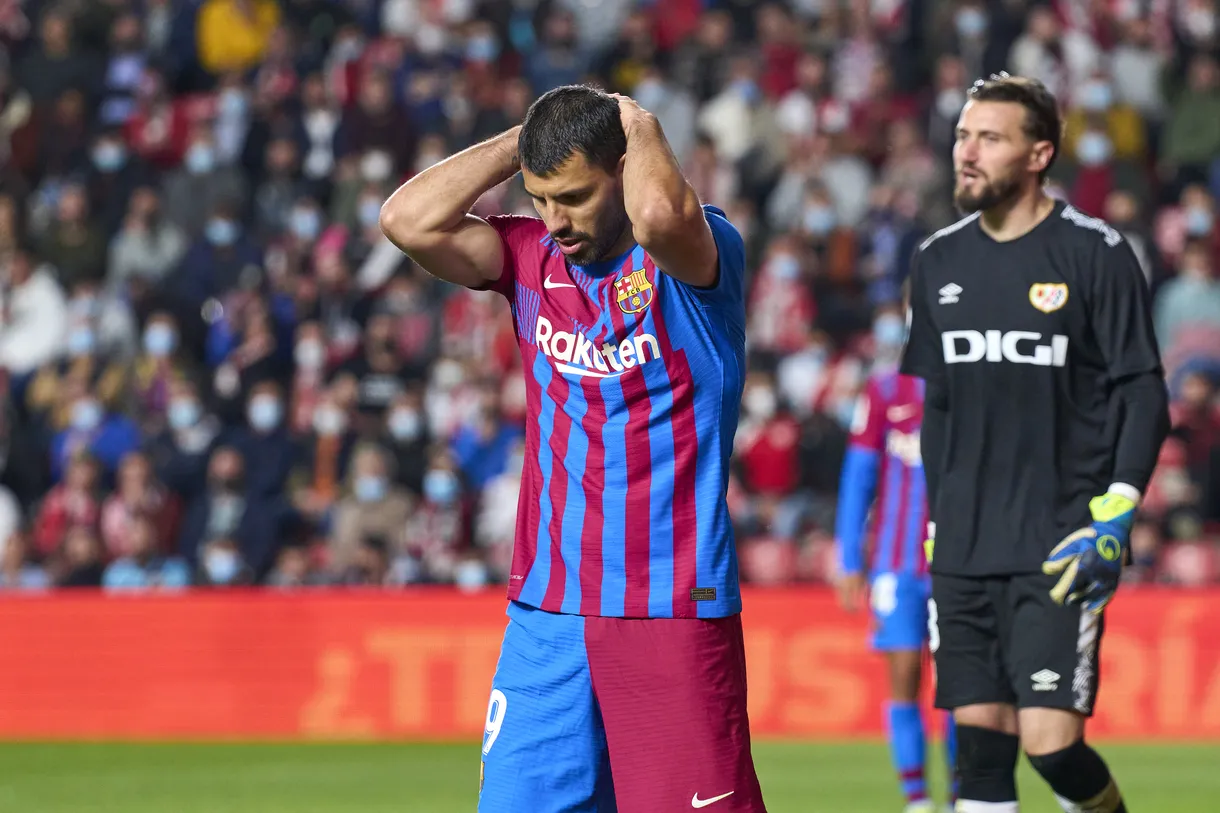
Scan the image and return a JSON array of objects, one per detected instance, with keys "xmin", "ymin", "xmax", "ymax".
[
  {"xmin": 380, "ymin": 85, "xmax": 765, "ymax": 812},
  {"xmin": 835, "ymin": 304, "xmax": 957, "ymax": 813}
]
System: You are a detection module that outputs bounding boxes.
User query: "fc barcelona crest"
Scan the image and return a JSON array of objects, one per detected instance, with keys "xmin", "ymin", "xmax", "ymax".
[
  {"xmin": 1029, "ymin": 283, "xmax": 1069, "ymax": 313},
  {"xmin": 615, "ymin": 269, "xmax": 654, "ymax": 314}
]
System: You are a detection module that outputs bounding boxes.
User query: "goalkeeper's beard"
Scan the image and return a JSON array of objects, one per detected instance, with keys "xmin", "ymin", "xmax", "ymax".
[{"xmin": 953, "ymin": 169, "xmax": 1022, "ymax": 215}]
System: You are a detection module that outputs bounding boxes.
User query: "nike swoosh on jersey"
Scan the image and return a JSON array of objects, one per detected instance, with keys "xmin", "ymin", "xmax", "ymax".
[
  {"xmin": 692, "ymin": 791, "xmax": 735, "ymax": 808},
  {"xmin": 543, "ymin": 274, "xmax": 576, "ymax": 289}
]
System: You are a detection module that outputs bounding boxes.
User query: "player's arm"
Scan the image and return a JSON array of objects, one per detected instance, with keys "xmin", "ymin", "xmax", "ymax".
[
  {"xmin": 1044, "ymin": 238, "xmax": 1171, "ymax": 612},
  {"xmin": 898, "ymin": 255, "xmax": 947, "ymax": 560},
  {"xmin": 833, "ymin": 386, "xmax": 884, "ymax": 610},
  {"xmin": 379, "ymin": 126, "xmax": 522, "ymax": 289},
  {"xmin": 614, "ymin": 95, "xmax": 719, "ymax": 289}
]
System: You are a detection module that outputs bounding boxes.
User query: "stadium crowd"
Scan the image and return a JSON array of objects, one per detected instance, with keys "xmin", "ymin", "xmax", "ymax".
[{"xmin": 0, "ymin": 0, "xmax": 1216, "ymax": 592}]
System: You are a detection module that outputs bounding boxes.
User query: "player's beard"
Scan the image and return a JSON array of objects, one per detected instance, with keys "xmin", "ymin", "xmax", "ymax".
[
  {"xmin": 562, "ymin": 206, "xmax": 632, "ymax": 265},
  {"xmin": 953, "ymin": 168, "xmax": 1022, "ymax": 215}
]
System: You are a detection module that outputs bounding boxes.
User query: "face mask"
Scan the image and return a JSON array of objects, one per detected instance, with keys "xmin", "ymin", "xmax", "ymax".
[
  {"xmin": 936, "ymin": 88, "xmax": 965, "ymax": 119},
  {"xmin": 66, "ymin": 327, "xmax": 95, "ymax": 357},
  {"xmin": 312, "ymin": 406, "xmax": 347, "ymax": 436},
  {"xmin": 360, "ymin": 151, "xmax": 393, "ymax": 183},
  {"xmin": 295, "ymin": 340, "xmax": 324, "ymax": 370},
  {"xmin": 92, "ymin": 142, "xmax": 127, "ymax": 172},
  {"xmin": 423, "ymin": 469, "xmax": 460, "ymax": 505},
  {"xmin": 633, "ymin": 79, "xmax": 666, "ymax": 111},
  {"xmin": 248, "ymin": 396, "xmax": 282, "ymax": 432},
  {"xmin": 955, "ymin": 7, "xmax": 988, "ymax": 37},
  {"xmin": 1075, "ymin": 131, "xmax": 1113, "ymax": 167},
  {"xmin": 770, "ymin": 254, "xmax": 800, "ymax": 281},
  {"xmin": 205, "ymin": 218, "xmax": 238, "ymax": 246},
  {"xmin": 219, "ymin": 89, "xmax": 247, "ymax": 118},
  {"xmin": 433, "ymin": 360, "xmax": 465, "ymax": 390},
  {"xmin": 465, "ymin": 34, "xmax": 499, "ymax": 62},
  {"xmin": 205, "ymin": 548, "xmax": 241, "ymax": 584},
  {"xmin": 168, "ymin": 399, "xmax": 201, "ymax": 430},
  {"xmin": 731, "ymin": 78, "xmax": 760, "ymax": 105},
  {"xmin": 359, "ymin": 199, "xmax": 382, "ymax": 228},
  {"xmin": 455, "ymin": 559, "xmax": 489, "ymax": 591},
  {"xmin": 1185, "ymin": 206, "xmax": 1214, "ymax": 236},
  {"xmin": 72, "ymin": 399, "xmax": 103, "ymax": 432},
  {"xmin": 873, "ymin": 314, "xmax": 907, "ymax": 347},
  {"xmin": 143, "ymin": 323, "xmax": 176, "ymax": 357},
  {"xmin": 1078, "ymin": 81, "xmax": 1114, "ymax": 112},
  {"xmin": 185, "ymin": 144, "xmax": 216, "ymax": 175},
  {"xmin": 803, "ymin": 205, "xmax": 837, "ymax": 236},
  {"xmin": 354, "ymin": 475, "xmax": 387, "ymax": 503},
  {"xmin": 388, "ymin": 409, "xmax": 422, "ymax": 441},
  {"xmin": 1185, "ymin": 7, "xmax": 1216, "ymax": 39},
  {"xmin": 744, "ymin": 387, "xmax": 777, "ymax": 420},
  {"xmin": 290, "ymin": 208, "xmax": 321, "ymax": 241}
]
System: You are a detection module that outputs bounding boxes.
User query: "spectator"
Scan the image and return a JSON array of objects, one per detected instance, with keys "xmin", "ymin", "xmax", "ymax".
[
  {"xmin": 132, "ymin": 311, "xmax": 195, "ymax": 430},
  {"xmin": 52, "ymin": 525, "xmax": 105, "ymax": 588},
  {"xmin": 38, "ymin": 183, "xmax": 108, "ymax": 290},
  {"xmin": 329, "ymin": 442, "xmax": 413, "ymax": 573},
  {"xmin": 107, "ymin": 187, "xmax": 188, "ymax": 310},
  {"xmin": 48, "ymin": 386, "xmax": 140, "ymax": 483},
  {"xmin": 382, "ymin": 388, "xmax": 430, "ymax": 496},
  {"xmin": 146, "ymin": 377, "xmax": 223, "ymax": 499},
  {"xmin": 1155, "ymin": 241, "xmax": 1220, "ymax": 351},
  {"xmin": 289, "ymin": 387, "xmax": 357, "ymax": 529},
  {"xmin": 232, "ymin": 380, "xmax": 299, "ymax": 497},
  {"xmin": 100, "ymin": 451, "xmax": 181, "ymax": 560},
  {"xmin": 33, "ymin": 452, "xmax": 101, "ymax": 558},
  {"xmin": 178, "ymin": 445, "xmax": 298, "ymax": 579},
  {"xmin": 163, "ymin": 128, "xmax": 249, "ymax": 238},
  {"xmin": 86, "ymin": 126, "xmax": 155, "ymax": 235},
  {"xmin": 102, "ymin": 512, "xmax": 190, "ymax": 590},
  {"xmin": 1161, "ymin": 54, "xmax": 1220, "ymax": 194},
  {"xmin": 0, "ymin": 243, "xmax": 67, "ymax": 379},
  {"xmin": 0, "ymin": 529, "xmax": 50, "ymax": 591},
  {"xmin": 196, "ymin": 0, "xmax": 282, "ymax": 78},
  {"xmin": 15, "ymin": 9, "xmax": 99, "ymax": 109}
]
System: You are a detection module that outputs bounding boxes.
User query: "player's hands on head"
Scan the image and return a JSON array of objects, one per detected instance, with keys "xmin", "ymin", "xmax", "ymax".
[
  {"xmin": 1042, "ymin": 492, "xmax": 1137, "ymax": 614},
  {"xmin": 834, "ymin": 570, "xmax": 867, "ymax": 613},
  {"xmin": 609, "ymin": 94, "xmax": 651, "ymax": 139}
]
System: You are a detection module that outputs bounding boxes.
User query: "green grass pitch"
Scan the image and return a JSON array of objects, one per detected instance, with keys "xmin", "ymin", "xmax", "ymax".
[{"xmin": 1, "ymin": 741, "xmax": 1216, "ymax": 811}]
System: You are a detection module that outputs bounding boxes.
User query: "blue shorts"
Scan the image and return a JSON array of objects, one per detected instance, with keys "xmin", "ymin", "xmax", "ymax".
[
  {"xmin": 478, "ymin": 601, "xmax": 765, "ymax": 813},
  {"xmin": 869, "ymin": 571, "xmax": 932, "ymax": 651}
]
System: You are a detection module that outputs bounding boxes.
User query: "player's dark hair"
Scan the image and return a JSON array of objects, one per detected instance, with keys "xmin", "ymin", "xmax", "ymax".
[
  {"xmin": 518, "ymin": 85, "xmax": 627, "ymax": 177},
  {"xmin": 968, "ymin": 73, "xmax": 1062, "ymax": 180}
]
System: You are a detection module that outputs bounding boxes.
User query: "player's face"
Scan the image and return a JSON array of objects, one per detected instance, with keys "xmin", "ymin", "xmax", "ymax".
[
  {"xmin": 952, "ymin": 100, "xmax": 1045, "ymax": 214},
  {"xmin": 523, "ymin": 152, "xmax": 631, "ymax": 265}
]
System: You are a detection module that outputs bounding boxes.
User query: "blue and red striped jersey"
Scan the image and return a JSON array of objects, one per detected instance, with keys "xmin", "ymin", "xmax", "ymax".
[
  {"xmin": 835, "ymin": 371, "xmax": 929, "ymax": 577},
  {"xmin": 480, "ymin": 205, "xmax": 747, "ymax": 618}
]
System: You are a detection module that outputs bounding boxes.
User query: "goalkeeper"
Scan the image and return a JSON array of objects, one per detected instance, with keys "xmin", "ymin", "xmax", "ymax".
[{"xmin": 899, "ymin": 74, "xmax": 1170, "ymax": 813}]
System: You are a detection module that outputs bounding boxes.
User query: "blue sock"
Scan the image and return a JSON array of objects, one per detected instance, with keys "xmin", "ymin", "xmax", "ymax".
[
  {"xmin": 945, "ymin": 713, "xmax": 959, "ymax": 802},
  {"xmin": 886, "ymin": 701, "xmax": 927, "ymax": 803}
]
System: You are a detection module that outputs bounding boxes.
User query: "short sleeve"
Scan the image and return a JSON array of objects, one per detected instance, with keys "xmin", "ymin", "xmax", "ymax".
[
  {"xmin": 848, "ymin": 379, "xmax": 886, "ymax": 452},
  {"xmin": 899, "ymin": 249, "xmax": 946, "ymax": 386},
  {"xmin": 478, "ymin": 215, "xmax": 537, "ymax": 300},
  {"xmin": 1088, "ymin": 237, "xmax": 1164, "ymax": 381},
  {"xmin": 679, "ymin": 205, "xmax": 746, "ymax": 318}
]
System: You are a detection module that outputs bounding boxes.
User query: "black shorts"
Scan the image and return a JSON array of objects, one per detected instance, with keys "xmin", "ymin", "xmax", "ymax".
[{"xmin": 929, "ymin": 572, "xmax": 1105, "ymax": 716}]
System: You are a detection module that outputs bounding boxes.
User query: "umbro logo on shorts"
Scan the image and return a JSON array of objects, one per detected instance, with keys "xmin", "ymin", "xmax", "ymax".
[{"xmin": 1032, "ymin": 669, "xmax": 1061, "ymax": 691}]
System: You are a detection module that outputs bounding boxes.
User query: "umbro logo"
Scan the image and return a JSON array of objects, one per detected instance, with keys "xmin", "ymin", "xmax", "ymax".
[
  {"xmin": 938, "ymin": 283, "xmax": 962, "ymax": 304},
  {"xmin": 1032, "ymin": 669, "xmax": 1061, "ymax": 691}
]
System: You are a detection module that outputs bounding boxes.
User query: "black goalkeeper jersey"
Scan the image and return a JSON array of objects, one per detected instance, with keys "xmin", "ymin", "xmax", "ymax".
[{"xmin": 900, "ymin": 200, "xmax": 1163, "ymax": 576}]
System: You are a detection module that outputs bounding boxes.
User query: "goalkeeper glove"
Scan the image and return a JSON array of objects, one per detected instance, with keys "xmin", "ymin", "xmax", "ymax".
[{"xmin": 1042, "ymin": 488, "xmax": 1138, "ymax": 614}]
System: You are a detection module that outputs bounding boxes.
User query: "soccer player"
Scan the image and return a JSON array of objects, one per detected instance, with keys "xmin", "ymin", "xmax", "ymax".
[
  {"xmin": 899, "ymin": 73, "xmax": 1170, "ymax": 813},
  {"xmin": 380, "ymin": 86, "xmax": 765, "ymax": 812},
  {"xmin": 835, "ymin": 308, "xmax": 957, "ymax": 813}
]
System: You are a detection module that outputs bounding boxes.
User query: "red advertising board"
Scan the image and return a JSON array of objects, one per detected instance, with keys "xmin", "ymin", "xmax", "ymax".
[{"xmin": 0, "ymin": 587, "xmax": 1217, "ymax": 740}]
